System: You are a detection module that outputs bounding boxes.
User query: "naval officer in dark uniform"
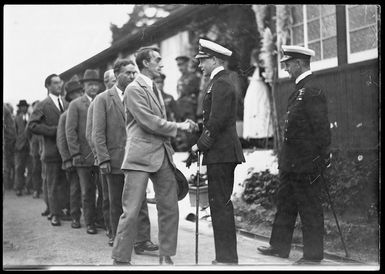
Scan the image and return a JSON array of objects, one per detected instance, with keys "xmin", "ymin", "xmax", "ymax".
[
  {"xmin": 191, "ymin": 39, "xmax": 245, "ymax": 265},
  {"xmin": 257, "ymin": 45, "xmax": 331, "ymax": 265}
]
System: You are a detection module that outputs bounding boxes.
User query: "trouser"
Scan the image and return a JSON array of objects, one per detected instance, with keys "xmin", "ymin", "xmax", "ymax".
[
  {"xmin": 95, "ymin": 167, "xmax": 105, "ymax": 226},
  {"xmin": 99, "ymin": 172, "xmax": 110, "ymax": 231},
  {"xmin": 41, "ymin": 162, "xmax": 49, "ymax": 211},
  {"xmin": 45, "ymin": 161, "xmax": 67, "ymax": 216},
  {"xmin": 76, "ymin": 166, "xmax": 98, "ymax": 226},
  {"xmin": 14, "ymin": 150, "xmax": 32, "ymax": 191},
  {"xmin": 31, "ymin": 155, "xmax": 42, "ymax": 193},
  {"xmin": 112, "ymin": 155, "xmax": 178, "ymax": 263},
  {"xmin": 269, "ymin": 171, "xmax": 324, "ymax": 260},
  {"xmin": 207, "ymin": 163, "xmax": 238, "ymax": 263},
  {"xmin": 65, "ymin": 169, "xmax": 81, "ymax": 220}
]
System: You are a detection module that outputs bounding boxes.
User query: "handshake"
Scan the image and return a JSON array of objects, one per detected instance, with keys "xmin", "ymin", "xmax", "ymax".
[{"xmin": 176, "ymin": 119, "xmax": 199, "ymax": 133}]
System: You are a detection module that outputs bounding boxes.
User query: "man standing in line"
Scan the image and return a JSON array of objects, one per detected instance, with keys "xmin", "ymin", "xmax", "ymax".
[
  {"xmin": 3, "ymin": 103, "xmax": 16, "ymax": 193},
  {"xmin": 85, "ymin": 69, "xmax": 116, "ymax": 244},
  {"xmin": 14, "ymin": 100, "xmax": 33, "ymax": 196},
  {"xmin": 29, "ymin": 74, "xmax": 69, "ymax": 226},
  {"xmin": 191, "ymin": 39, "xmax": 245, "ymax": 265},
  {"xmin": 57, "ymin": 79, "xmax": 84, "ymax": 229},
  {"xmin": 66, "ymin": 69, "xmax": 102, "ymax": 235},
  {"xmin": 111, "ymin": 48, "xmax": 194, "ymax": 265},
  {"xmin": 93, "ymin": 60, "xmax": 158, "ymax": 250},
  {"xmin": 257, "ymin": 45, "xmax": 331, "ymax": 265}
]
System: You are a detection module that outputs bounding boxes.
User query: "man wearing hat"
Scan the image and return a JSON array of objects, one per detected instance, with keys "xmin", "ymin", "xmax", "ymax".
[
  {"xmin": 3, "ymin": 103, "xmax": 16, "ymax": 192},
  {"xmin": 29, "ymin": 74, "xmax": 69, "ymax": 226},
  {"xmin": 257, "ymin": 45, "xmax": 331, "ymax": 264},
  {"xmin": 14, "ymin": 100, "xmax": 33, "ymax": 196},
  {"xmin": 191, "ymin": 38, "xmax": 245, "ymax": 265},
  {"xmin": 66, "ymin": 69, "xmax": 104, "ymax": 235},
  {"xmin": 57, "ymin": 78, "xmax": 84, "ymax": 229}
]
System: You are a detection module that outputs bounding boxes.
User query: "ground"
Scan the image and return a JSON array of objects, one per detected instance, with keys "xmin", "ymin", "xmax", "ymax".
[{"xmin": 2, "ymin": 152, "xmax": 377, "ymax": 270}]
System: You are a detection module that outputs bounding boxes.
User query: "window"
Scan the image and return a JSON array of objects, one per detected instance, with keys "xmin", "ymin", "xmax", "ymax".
[{"xmin": 346, "ymin": 5, "xmax": 378, "ymax": 63}]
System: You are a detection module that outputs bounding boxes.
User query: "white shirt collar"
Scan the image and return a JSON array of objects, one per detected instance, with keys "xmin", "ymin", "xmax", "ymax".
[
  {"xmin": 210, "ymin": 66, "xmax": 224, "ymax": 79},
  {"xmin": 138, "ymin": 73, "xmax": 153, "ymax": 87},
  {"xmin": 115, "ymin": 86, "xmax": 124, "ymax": 101},
  {"xmin": 295, "ymin": 70, "xmax": 312, "ymax": 84},
  {"xmin": 85, "ymin": 94, "xmax": 93, "ymax": 102},
  {"xmin": 49, "ymin": 93, "xmax": 63, "ymax": 111}
]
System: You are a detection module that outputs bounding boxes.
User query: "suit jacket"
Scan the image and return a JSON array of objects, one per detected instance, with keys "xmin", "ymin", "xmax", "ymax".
[
  {"xmin": 279, "ymin": 74, "xmax": 331, "ymax": 173},
  {"xmin": 57, "ymin": 110, "xmax": 72, "ymax": 168},
  {"xmin": 86, "ymin": 100, "xmax": 98, "ymax": 166},
  {"xmin": 121, "ymin": 76, "xmax": 178, "ymax": 172},
  {"xmin": 92, "ymin": 87, "xmax": 127, "ymax": 174},
  {"xmin": 197, "ymin": 70, "xmax": 245, "ymax": 165},
  {"xmin": 28, "ymin": 95, "xmax": 68, "ymax": 163},
  {"xmin": 14, "ymin": 113, "xmax": 29, "ymax": 152},
  {"xmin": 66, "ymin": 94, "xmax": 94, "ymax": 167},
  {"xmin": 3, "ymin": 104, "xmax": 16, "ymax": 160}
]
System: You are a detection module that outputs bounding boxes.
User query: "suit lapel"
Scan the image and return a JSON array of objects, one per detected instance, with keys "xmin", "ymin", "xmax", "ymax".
[
  {"xmin": 110, "ymin": 86, "xmax": 125, "ymax": 121},
  {"xmin": 81, "ymin": 94, "xmax": 91, "ymax": 108},
  {"xmin": 136, "ymin": 76, "xmax": 163, "ymax": 113},
  {"xmin": 47, "ymin": 95, "xmax": 61, "ymax": 116}
]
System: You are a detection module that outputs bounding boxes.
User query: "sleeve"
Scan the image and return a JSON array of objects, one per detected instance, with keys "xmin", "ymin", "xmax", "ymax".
[
  {"xmin": 3, "ymin": 105, "xmax": 16, "ymax": 147},
  {"xmin": 304, "ymin": 88, "xmax": 331, "ymax": 155},
  {"xmin": 65, "ymin": 101, "xmax": 81, "ymax": 157},
  {"xmin": 125, "ymin": 86, "xmax": 178, "ymax": 138},
  {"xmin": 92, "ymin": 96, "xmax": 110, "ymax": 165},
  {"xmin": 28, "ymin": 103, "xmax": 57, "ymax": 136},
  {"xmin": 56, "ymin": 114, "xmax": 71, "ymax": 162},
  {"xmin": 86, "ymin": 103, "xmax": 96, "ymax": 154}
]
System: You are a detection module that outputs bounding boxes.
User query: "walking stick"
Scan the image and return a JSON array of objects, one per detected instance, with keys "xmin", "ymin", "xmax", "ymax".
[
  {"xmin": 195, "ymin": 151, "xmax": 201, "ymax": 265},
  {"xmin": 316, "ymin": 159, "xmax": 349, "ymax": 258}
]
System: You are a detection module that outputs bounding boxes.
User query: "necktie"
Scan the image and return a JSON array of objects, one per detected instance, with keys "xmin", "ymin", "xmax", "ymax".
[
  {"xmin": 152, "ymin": 83, "xmax": 160, "ymax": 102},
  {"xmin": 58, "ymin": 98, "xmax": 64, "ymax": 113}
]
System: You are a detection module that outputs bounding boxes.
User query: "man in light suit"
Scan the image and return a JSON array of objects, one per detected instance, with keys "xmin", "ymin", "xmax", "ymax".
[
  {"xmin": 29, "ymin": 74, "xmax": 69, "ymax": 226},
  {"xmin": 66, "ymin": 69, "xmax": 102, "ymax": 235},
  {"xmin": 111, "ymin": 48, "xmax": 195, "ymax": 265},
  {"xmin": 93, "ymin": 60, "xmax": 158, "ymax": 250}
]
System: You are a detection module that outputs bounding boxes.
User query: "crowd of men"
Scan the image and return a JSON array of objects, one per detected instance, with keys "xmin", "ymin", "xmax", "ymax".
[{"xmin": 3, "ymin": 40, "xmax": 331, "ymax": 266}]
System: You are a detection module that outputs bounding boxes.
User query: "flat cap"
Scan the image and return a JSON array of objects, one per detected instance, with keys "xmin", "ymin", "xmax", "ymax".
[
  {"xmin": 280, "ymin": 45, "xmax": 315, "ymax": 62},
  {"xmin": 195, "ymin": 39, "xmax": 232, "ymax": 60}
]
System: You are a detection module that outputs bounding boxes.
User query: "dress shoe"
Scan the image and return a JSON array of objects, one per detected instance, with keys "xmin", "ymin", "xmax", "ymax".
[
  {"xmin": 51, "ymin": 215, "xmax": 61, "ymax": 226},
  {"xmin": 113, "ymin": 259, "xmax": 131, "ymax": 265},
  {"xmin": 71, "ymin": 219, "xmax": 81, "ymax": 229},
  {"xmin": 32, "ymin": 191, "xmax": 39, "ymax": 199},
  {"xmin": 212, "ymin": 260, "xmax": 238, "ymax": 265},
  {"xmin": 159, "ymin": 256, "xmax": 173, "ymax": 265},
  {"xmin": 134, "ymin": 240, "xmax": 159, "ymax": 254},
  {"xmin": 293, "ymin": 257, "xmax": 322, "ymax": 265},
  {"xmin": 257, "ymin": 245, "xmax": 289, "ymax": 258},
  {"xmin": 86, "ymin": 225, "xmax": 97, "ymax": 234},
  {"xmin": 47, "ymin": 213, "xmax": 53, "ymax": 220},
  {"xmin": 108, "ymin": 236, "xmax": 114, "ymax": 247},
  {"xmin": 41, "ymin": 209, "xmax": 50, "ymax": 216},
  {"xmin": 16, "ymin": 190, "xmax": 22, "ymax": 196}
]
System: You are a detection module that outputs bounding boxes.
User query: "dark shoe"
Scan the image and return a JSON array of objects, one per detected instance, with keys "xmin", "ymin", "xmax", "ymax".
[
  {"xmin": 113, "ymin": 259, "xmax": 131, "ymax": 265},
  {"xmin": 108, "ymin": 236, "xmax": 114, "ymax": 247},
  {"xmin": 159, "ymin": 256, "xmax": 173, "ymax": 265},
  {"xmin": 41, "ymin": 209, "xmax": 50, "ymax": 216},
  {"xmin": 47, "ymin": 213, "xmax": 53, "ymax": 220},
  {"xmin": 32, "ymin": 191, "xmax": 39, "ymax": 199},
  {"xmin": 71, "ymin": 219, "xmax": 81, "ymax": 229},
  {"xmin": 51, "ymin": 215, "xmax": 61, "ymax": 226},
  {"xmin": 212, "ymin": 260, "xmax": 238, "ymax": 265},
  {"xmin": 257, "ymin": 245, "xmax": 289, "ymax": 258},
  {"xmin": 146, "ymin": 197, "xmax": 156, "ymax": 204},
  {"xmin": 134, "ymin": 240, "xmax": 159, "ymax": 254},
  {"xmin": 86, "ymin": 225, "xmax": 97, "ymax": 234},
  {"xmin": 16, "ymin": 190, "xmax": 22, "ymax": 196}
]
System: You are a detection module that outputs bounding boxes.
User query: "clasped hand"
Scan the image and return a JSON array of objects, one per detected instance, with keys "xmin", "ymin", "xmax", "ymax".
[{"xmin": 177, "ymin": 119, "xmax": 199, "ymax": 133}]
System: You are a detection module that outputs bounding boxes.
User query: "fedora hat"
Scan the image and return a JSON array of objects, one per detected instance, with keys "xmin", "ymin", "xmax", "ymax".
[
  {"xmin": 17, "ymin": 100, "xmax": 29, "ymax": 107},
  {"xmin": 175, "ymin": 168, "xmax": 189, "ymax": 201},
  {"xmin": 65, "ymin": 80, "xmax": 83, "ymax": 94},
  {"xmin": 80, "ymin": 69, "xmax": 103, "ymax": 83}
]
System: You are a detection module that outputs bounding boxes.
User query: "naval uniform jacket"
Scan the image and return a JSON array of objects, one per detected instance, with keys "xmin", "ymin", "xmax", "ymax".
[
  {"xmin": 197, "ymin": 70, "xmax": 245, "ymax": 165},
  {"xmin": 278, "ymin": 74, "xmax": 331, "ymax": 174}
]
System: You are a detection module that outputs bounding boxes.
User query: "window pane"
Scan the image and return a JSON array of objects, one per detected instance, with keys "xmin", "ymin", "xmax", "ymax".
[
  {"xmin": 322, "ymin": 14, "xmax": 336, "ymax": 38},
  {"xmin": 350, "ymin": 26, "xmax": 378, "ymax": 53},
  {"xmin": 292, "ymin": 25, "xmax": 304, "ymax": 45},
  {"xmin": 323, "ymin": 37, "xmax": 337, "ymax": 59},
  {"xmin": 307, "ymin": 19, "xmax": 320, "ymax": 41},
  {"xmin": 308, "ymin": 41, "xmax": 321, "ymax": 61},
  {"xmin": 348, "ymin": 5, "xmax": 377, "ymax": 30},
  {"xmin": 321, "ymin": 5, "xmax": 336, "ymax": 16},
  {"xmin": 307, "ymin": 5, "xmax": 320, "ymax": 20},
  {"xmin": 291, "ymin": 5, "xmax": 303, "ymax": 25}
]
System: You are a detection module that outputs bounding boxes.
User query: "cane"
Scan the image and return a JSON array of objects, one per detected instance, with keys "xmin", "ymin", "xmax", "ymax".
[
  {"xmin": 314, "ymin": 157, "xmax": 349, "ymax": 258},
  {"xmin": 195, "ymin": 151, "xmax": 201, "ymax": 265}
]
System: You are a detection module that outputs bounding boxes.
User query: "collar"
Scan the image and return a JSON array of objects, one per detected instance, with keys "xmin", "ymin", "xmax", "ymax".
[
  {"xmin": 49, "ymin": 93, "xmax": 61, "ymax": 101},
  {"xmin": 138, "ymin": 73, "xmax": 153, "ymax": 87},
  {"xmin": 210, "ymin": 66, "xmax": 224, "ymax": 79},
  {"xmin": 295, "ymin": 70, "xmax": 312, "ymax": 85},
  {"xmin": 115, "ymin": 86, "xmax": 124, "ymax": 101},
  {"xmin": 85, "ymin": 94, "xmax": 93, "ymax": 102}
]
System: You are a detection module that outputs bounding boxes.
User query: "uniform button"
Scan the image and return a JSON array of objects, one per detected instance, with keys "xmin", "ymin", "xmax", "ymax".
[
  {"xmin": 203, "ymin": 111, "xmax": 205, "ymax": 114},
  {"xmin": 285, "ymin": 129, "xmax": 287, "ymax": 132},
  {"xmin": 285, "ymin": 120, "xmax": 288, "ymax": 123},
  {"xmin": 284, "ymin": 138, "xmax": 287, "ymax": 141}
]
